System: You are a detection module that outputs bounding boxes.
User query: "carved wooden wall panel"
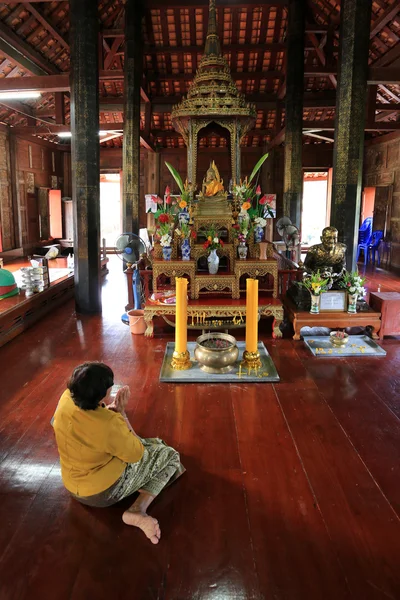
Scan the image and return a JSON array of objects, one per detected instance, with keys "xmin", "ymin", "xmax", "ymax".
[{"xmin": 0, "ymin": 132, "xmax": 15, "ymax": 251}]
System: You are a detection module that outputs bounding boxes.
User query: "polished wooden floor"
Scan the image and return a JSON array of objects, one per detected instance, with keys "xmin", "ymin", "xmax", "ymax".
[{"xmin": 0, "ymin": 257, "xmax": 399, "ymax": 600}]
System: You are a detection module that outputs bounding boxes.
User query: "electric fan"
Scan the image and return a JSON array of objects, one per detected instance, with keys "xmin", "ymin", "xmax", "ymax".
[
  {"xmin": 276, "ymin": 217, "xmax": 301, "ymax": 260},
  {"xmin": 115, "ymin": 233, "xmax": 147, "ymax": 322},
  {"xmin": 283, "ymin": 224, "xmax": 301, "ymax": 256}
]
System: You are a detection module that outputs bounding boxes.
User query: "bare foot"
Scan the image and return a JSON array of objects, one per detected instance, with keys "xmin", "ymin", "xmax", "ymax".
[{"xmin": 122, "ymin": 510, "xmax": 161, "ymax": 544}]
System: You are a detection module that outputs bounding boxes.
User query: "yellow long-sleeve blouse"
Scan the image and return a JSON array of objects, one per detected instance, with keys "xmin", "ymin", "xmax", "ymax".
[{"xmin": 53, "ymin": 389, "xmax": 144, "ymax": 497}]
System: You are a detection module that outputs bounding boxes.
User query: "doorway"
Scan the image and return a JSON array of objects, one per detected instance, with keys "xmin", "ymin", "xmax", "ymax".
[
  {"xmin": 361, "ymin": 185, "xmax": 392, "ymax": 236},
  {"xmin": 100, "ymin": 173, "xmax": 121, "ymax": 248},
  {"xmin": 301, "ymin": 172, "xmax": 329, "ymax": 246}
]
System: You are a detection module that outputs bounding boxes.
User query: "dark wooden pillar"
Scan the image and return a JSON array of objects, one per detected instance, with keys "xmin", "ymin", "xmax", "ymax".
[
  {"xmin": 283, "ymin": 0, "xmax": 305, "ymax": 228},
  {"xmin": 70, "ymin": 0, "xmax": 101, "ymax": 313},
  {"xmin": 331, "ymin": 0, "xmax": 372, "ymax": 270},
  {"xmin": 122, "ymin": 0, "xmax": 143, "ymax": 234}
]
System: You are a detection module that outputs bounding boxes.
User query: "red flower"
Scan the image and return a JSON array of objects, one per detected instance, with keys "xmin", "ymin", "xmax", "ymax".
[
  {"xmin": 232, "ymin": 224, "xmax": 240, "ymax": 230},
  {"xmin": 191, "ymin": 230, "xmax": 197, "ymax": 239},
  {"xmin": 156, "ymin": 196, "xmax": 163, "ymax": 205},
  {"xmin": 203, "ymin": 241, "xmax": 210, "ymax": 249},
  {"xmin": 166, "ymin": 195, "xmax": 172, "ymax": 205},
  {"xmin": 256, "ymin": 185, "xmax": 262, "ymax": 195},
  {"xmin": 158, "ymin": 213, "xmax": 169, "ymax": 224},
  {"xmin": 220, "ymin": 240, "xmax": 224, "ymax": 246},
  {"xmin": 259, "ymin": 195, "xmax": 267, "ymax": 205},
  {"xmin": 165, "ymin": 185, "xmax": 170, "ymax": 195},
  {"xmin": 171, "ymin": 199, "xmax": 177, "ymax": 205}
]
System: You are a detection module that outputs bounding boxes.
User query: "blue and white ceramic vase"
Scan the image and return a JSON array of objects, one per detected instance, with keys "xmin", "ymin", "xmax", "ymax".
[
  {"xmin": 207, "ymin": 249, "xmax": 220, "ymax": 275},
  {"xmin": 254, "ymin": 225, "xmax": 264, "ymax": 243},
  {"xmin": 181, "ymin": 238, "xmax": 191, "ymax": 261},
  {"xmin": 162, "ymin": 246, "xmax": 172, "ymax": 261},
  {"xmin": 179, "ymin": 209, "xmax": 190, "ymax": 225}
]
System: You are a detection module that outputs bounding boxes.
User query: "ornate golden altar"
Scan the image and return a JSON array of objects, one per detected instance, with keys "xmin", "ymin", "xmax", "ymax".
[{"xmin": 142, "ymin": 0, "xmax": 283, "ymax": 339}]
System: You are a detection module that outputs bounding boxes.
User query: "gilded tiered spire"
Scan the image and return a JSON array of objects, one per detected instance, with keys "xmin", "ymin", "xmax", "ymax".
[
  {"xmin": 171, "ymin": 0, "xmax": 256, "ymax": 120},
  {"xmin": 203, "ymin": 0, "xmax": 221, "ymax": 56}
]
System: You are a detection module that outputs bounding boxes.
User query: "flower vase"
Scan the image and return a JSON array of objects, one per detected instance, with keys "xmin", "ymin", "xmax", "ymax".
[
  {"xmin": 254, "ymin": 225, "xmax": 264, "ymax": 243},
  {"xmin": 208, "ymin": 249, "xmax": 219, "ymax": 274},
  {"xmin": 259, "ymin": 242, "xmax": 268, "ymax": 260},
  {"xmin": 310, "ymin": 293, "xmax": 321, "ymax": 314},
  {"xmin": 162, "ymin": 246, "xmax": 172, "ymax": 261},
  {"xmin": 181, "ymin": 238, "xmax": 191, "ymax": 261},
  {"xmin": 347, "ymin": 292, "xmax": 358, "ymax": 314},
  {"xmin": 179, "ymin": 209, "xmax": 190, "ymax": 225},
  {"xmin": 238, "ymin": 242, "xmax": 248, "ymax": 260}
]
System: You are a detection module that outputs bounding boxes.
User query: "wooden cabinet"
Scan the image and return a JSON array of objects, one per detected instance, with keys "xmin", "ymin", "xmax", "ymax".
[{"xmin": 369, "ymin": 292, "xmax": 400, "ymax": 338}]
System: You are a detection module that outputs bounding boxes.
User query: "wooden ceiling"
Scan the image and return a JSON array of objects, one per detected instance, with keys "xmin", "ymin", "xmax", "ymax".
[{"xmin": 0, "ymin": 0, "xmax": 399, "ymax": 150}]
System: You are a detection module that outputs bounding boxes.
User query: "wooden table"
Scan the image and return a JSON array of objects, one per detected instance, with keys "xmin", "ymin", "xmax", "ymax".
[
  {"xmin": 152, "ymin": 260, "xmax": 196, "ymax": 299},
  {"xmin": 234, "ymin": 258, "xmax": 278, "ymax": 298},
  {"xmin": 369, "ymin": 292, "xmax": 400, "ymax": 338},
  {"xmin": 283, "ymin": 296, "xmax": 381, "ymax": 340}
]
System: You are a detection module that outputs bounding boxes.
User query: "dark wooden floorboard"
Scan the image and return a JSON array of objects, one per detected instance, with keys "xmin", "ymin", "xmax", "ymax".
[
  {"xmin": 233, "ymin": 386, "xmax": 351, "ymax": 599},
  {"xmin": 276, "ymin": 386, "xmax": 400, "ymax": 600},
  {"xmin": 0, "ymin": 257, "xmax": 399, "ymax": 599}
]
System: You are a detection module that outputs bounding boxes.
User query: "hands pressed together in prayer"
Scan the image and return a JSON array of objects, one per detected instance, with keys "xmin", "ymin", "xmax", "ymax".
[
  {"xmin": 106, "ymin": 385, "xmax": 130, "ymax": 414},
  {"xmin": 105, "ymin": 386, "xmax": 138, "ymax": 436}
]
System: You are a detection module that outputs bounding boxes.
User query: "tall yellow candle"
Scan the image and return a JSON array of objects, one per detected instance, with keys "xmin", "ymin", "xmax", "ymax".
[
  {"xmin": 175, "ymin": 277, "xmax": 188, "ymax": 354},
  {"xmin": 245, "ymin": 278, "xmax": 258, "ymax": 354}
]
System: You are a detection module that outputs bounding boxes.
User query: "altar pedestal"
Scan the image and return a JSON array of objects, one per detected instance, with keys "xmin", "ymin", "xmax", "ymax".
[{"xmin": 143, "ymin": 296, "xmax": 283, "ymax": 339}]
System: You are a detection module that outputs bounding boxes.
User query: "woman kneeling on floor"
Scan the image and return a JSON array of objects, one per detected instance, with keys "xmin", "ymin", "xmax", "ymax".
[{"xmin": 53, "ymin": 362, "xmax": 184, "ymax": 544}]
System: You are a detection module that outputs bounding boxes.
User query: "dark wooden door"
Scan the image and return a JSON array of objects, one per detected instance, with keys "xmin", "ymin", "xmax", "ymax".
[
  {"xmin": 38, "ymin": 187, "xmax": 50, "ymax": 240},
  {"xmin": 373, "ymin": 185, "xmax": 392, "ymax": 236},
  {"xmin": 26, "ymin": 192, "xmax": 40, "ymax": 243}
]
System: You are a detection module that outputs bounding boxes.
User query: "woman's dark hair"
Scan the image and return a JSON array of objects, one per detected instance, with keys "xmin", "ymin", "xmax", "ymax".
[{"xmin": 68, "ymin": 362, "xmax": 114, "ymax": 410}]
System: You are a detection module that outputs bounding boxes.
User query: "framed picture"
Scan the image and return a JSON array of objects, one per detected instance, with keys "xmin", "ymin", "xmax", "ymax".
[{"xmin": 320, "ymin": 290, "xmax": 347, "ymax": 312}]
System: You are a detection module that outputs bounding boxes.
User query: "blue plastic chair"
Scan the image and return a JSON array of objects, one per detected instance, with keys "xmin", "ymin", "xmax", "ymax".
[
  {"xmin": 356, "ymin": 217, "xmax": 373, "ymax": 265},
  {"xmin": 369, "ymin": 230, "xmax": 384, "ymax": 266}
]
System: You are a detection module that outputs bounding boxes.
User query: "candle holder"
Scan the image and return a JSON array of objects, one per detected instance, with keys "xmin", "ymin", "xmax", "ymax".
[
  {"xmin": 171, "ymin": 349, "xmax": 192, "ymax": 370},
  {"xmin": 241, "ymin": 349, "xmax": 261, "ymax": 370}
]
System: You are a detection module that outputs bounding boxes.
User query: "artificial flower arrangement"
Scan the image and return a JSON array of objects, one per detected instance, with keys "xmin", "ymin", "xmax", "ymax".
[
  {"xmin": 201, "ymin": 225, "xmax": 224, "ymax": 252},
  {"xmin": 158, "ymin": 218, "xmax": 173, "ymax": 248},
  {"xmin": 232, "ymin": 219, "xmax": 252, "ymax": 244},
  {"xmin": 165, "ymin": 162, "xmax": 196, "ymax": 210},
  {"xmin": 232, "ymin": 153, "xmax": 272, "ymax": 219},
  {"xmin": 175, "ymin": 221, "xmax": 197, "ymax": 241},
  {"xmin": 338, "ymin": 271, "xmax": 366, "ymax": 297},
  {"xmin": 300, "ymin": 270, "xmax": 330, "ymax": 296}
]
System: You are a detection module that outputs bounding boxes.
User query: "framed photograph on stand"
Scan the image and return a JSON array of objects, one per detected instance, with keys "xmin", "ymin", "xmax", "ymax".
[{"xmin": 320, "ymin": 290, "xmax": 346, "ymax": 312}]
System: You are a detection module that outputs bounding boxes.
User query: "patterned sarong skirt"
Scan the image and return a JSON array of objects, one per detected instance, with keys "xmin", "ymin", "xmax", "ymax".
[{"xmin": 71, "ymin": 437, "xmax": 183, "ymax": 508}]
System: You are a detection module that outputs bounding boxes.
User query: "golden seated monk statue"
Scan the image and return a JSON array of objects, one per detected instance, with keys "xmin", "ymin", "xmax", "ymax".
[
  {"xmin": 304, "ymin": 226, "xmax": 347, "ymax": 278},
  {"xmin": 197, "ymin": 161, "xmax": 229, "ymax": 216}
]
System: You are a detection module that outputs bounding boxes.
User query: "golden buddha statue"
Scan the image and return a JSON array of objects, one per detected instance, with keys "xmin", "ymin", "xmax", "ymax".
[{"xmin": 201, "ymin": 161, "xmax": 225, "ymax": 197}]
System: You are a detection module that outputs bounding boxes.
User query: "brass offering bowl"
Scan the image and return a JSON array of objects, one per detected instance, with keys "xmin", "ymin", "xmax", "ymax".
[
  {"xmin": 330, "ymin": 331, "xmax": 349, "ymax": 347},
  {"xmin": 194, "ymin": 332, "xmax": 239, "ymax": 374}
]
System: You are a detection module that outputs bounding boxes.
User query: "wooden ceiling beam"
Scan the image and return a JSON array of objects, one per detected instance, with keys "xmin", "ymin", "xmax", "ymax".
[
  {"xmin": 0, "ymin": 21, "xmax": 59, "ymax": 75},
  {"xmin": 307, "ymin": 32, "xmax": 337, "ymax": 88},
  {"xmin": 24, "ymin": 2, "xmax": 69, "ymax": 50},
  {"xmin": 303, "ymin": 120, "xmax": 400, "ymax": 131},
  {"xmin": 143, "ymin": 42, "xmax": 286, "ymax": 54},
  {"xmin": 0, "ymin": 74, "xmax": 69, "ymax": 93},
  {"xmin": 303, "ymin": 131, "xmax": 334, "ymax": 143},
  {"xmin": 147, "ymin": 70, "xmax": 284, "ymax": 81},
  {"xmin": 145, "ymin": 0, "xmax": 288, "ymax": 7},
  {"xmin": 370, "ymin": 5, "xmax": 400, "ymax": 39}
]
